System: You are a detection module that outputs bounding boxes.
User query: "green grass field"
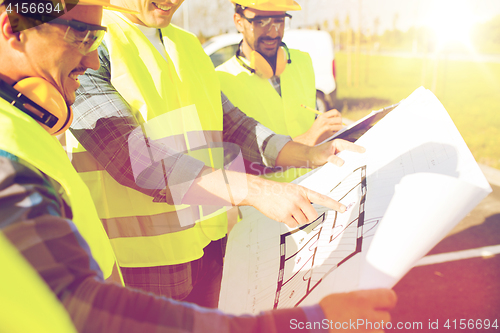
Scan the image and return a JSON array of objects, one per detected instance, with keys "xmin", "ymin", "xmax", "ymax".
[{"xmin": 334, "ymin": 51, "xmax": 500, "ymax": 169}]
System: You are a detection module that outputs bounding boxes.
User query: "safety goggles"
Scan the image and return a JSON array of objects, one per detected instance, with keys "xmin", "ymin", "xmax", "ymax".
[
  {"xmin": 241, "ymin": 13, "xmax": 292, "ymax": 32},
  {"xmin": 20, "ymin": 12, "xmax": 107, "ymax": 55}
]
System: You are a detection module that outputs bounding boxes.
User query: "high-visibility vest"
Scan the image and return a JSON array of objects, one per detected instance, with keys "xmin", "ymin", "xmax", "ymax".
[
  {"xmin": 0, "ymin": 233, "xmax": 78, "ymax": 333},
  {"xmin": 0, "ymin": 98, "xmax": 119, "ymax": 281},
  {"xmin": 65, "ymin": 12, "xmax": 227, "ymax": 267},
  {"xmin": 216, "ymin": 50, "xmax": 316, "ymax": 182}
]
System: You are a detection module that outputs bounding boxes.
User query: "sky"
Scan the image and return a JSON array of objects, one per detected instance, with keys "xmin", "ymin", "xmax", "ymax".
[
  {"xmin": 175, "ymin": 0, "xmax": 500, "ymax": 37},
  {"xmin": 311, "ymin": 0, "xmax": 500, "ymax": 32}
]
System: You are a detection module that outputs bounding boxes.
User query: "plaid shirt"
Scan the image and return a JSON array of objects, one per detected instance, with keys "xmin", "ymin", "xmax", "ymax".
[
  {"xmin": 0, "ymin": 150, "xmax": 317, "ymax": 333},
  {"xmin": 67, "ymin": 42, "xmax": 293, "ymax": 299},
  {"xmin": 270, "ymin": 75, "xmax": 282, "ymax": 96},
  {"xmin": 70, "ymin": 42, "xmax": 292, "ymax": 202}
]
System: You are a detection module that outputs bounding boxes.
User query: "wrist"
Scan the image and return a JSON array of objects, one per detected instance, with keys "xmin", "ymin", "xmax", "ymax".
[
  {"xmin": 276, "ymin": 141, "xmax": 312, "ymax": 168},
  {"xmin": 304, "ymin": 144, "xmax": 318, "ymax": 168},
  {"xmin": 307, "ymin": 143, "xmax": 332, "ymax": 169},
  {"xmin": 238, "ymin": 173, "xmax": 264, "ymax": 207},
  {"xmin": 293, "ymin": 132, "xmax": 316, "ymax": 146}
]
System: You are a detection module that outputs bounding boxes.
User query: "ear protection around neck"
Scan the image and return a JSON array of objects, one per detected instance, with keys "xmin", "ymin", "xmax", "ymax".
[
  {"xmin": 236, "ymin": 40, "xmax": 292, "ymax": 79},
  {"xmin": 0, "ymin": 77, "xmax": 72, "ymax": 135}
]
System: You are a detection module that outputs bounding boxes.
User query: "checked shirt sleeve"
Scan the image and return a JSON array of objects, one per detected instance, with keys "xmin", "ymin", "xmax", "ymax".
[
  {"xmin": 221, "ymin": 93, "xmax": 292, "ymax": 168},
  {"xmin": 0, "ymin": 152, "xmax": 320, "ymax": 333},
  {"xmin": 70, "ymin": 43, "xmax": 205, "ymax": 201}
]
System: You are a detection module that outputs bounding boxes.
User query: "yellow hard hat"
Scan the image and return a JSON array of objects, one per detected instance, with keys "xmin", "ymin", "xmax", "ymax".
[
  {"xmin": 65, "ymin": 0, "xmax": 139, "ymax": 14},
  {"xmin": 231, "ymin": 0, "xmax": 301, "ymax": 11},
  {"xmin": 0, "ymin": 0, "xmax": 138, "ymax": 14}
]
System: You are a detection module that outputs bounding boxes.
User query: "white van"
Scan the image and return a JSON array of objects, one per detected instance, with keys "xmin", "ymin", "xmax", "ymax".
[{"xmin": 203, "ymin": 29, "xmax": 337, "ymax": 112}]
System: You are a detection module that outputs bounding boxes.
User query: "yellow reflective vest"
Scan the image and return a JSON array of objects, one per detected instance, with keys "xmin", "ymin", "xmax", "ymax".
[
  {"xmin": 216, "ymin": 50, "xmax": 316, "ymax": 182},
  {"xmin": 0, "ymin": 233, "xmax": 78, "ymax": 333},
  {"xmin": 65, "ymin": 12, "xmax": 227, "ymax": 267},
  {"xmin": 0, "ymin": 98, "xmax": 119, "ymax": 281}
]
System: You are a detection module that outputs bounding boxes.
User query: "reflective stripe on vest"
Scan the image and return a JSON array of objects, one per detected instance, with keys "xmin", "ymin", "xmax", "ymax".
[
  {"xmin": 0, "ymin": 233, "xmax": 78, "ymax": 333},
  {"xmin": 216, "ymin": 50, "xmax": 316, "ymax": 182},
  {"xmin": 0, "ymin": 98, "xmax": 118, "ymax": 280},
  {"xmin": 65, "ymin": 12, "xmax": 227, "ymax": 267}
]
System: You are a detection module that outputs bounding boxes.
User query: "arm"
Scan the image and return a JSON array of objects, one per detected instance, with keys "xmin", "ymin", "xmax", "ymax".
[
  {"xmin": 0, "ymin": 153, "xmax": 309, "ymax": 333},
  {"xmin": 275, "ymin": 138, "xmax": 365, "ymax": 169},
  {"xmin": 182, "ymin": 166, "xmax": 346, "ymax": 227},
  {"xmin": 0, "ymin": 153, "xmax": 396, "ymax": 333},
  {"xmin": 294, "ymin": 109, "xmax": 343, "ymax": 146},
  {"xmin": 221, "ymin": 93, "xmax": 364, "ymax": 170}
]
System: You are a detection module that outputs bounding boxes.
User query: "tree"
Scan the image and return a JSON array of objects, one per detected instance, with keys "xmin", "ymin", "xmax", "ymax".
[
  {"xmin": 392, "ymin": 12, "xmax": 399, "ymax": 32},
  {"xmin": 334, "ymin": 16, "xmax": 341, "ymax": 52},
  {"xmin": 373, "ymin": 16, "xmax": 380, "ymax": 36}
]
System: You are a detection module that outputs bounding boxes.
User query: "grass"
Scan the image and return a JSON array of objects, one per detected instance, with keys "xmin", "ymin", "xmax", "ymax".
[{"xmin": 334, "ymin": 51, "xmax": 500, "ymax": 169}]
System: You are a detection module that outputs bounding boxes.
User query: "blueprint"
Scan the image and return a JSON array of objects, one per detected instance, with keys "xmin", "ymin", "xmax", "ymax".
[
  {"xmin": 219, "ymin": 87, "xmax": 492, "ymax": 315},
  {"xmin": 275, "ymin": 166, "xmax": 368, "ymax": 308}
]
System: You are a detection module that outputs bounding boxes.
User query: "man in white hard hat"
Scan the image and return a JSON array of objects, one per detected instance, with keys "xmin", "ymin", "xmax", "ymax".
[
  {"xmin": 65, "ymin": 0, "xmax": 364, "ymax": 308},
  {"xmin": 0, "ymin": 1, "xmax": 396, "ymax": 332},
  {"xmin": 217, "ymin": 0, "xmax": 343, "ymax": 149}
]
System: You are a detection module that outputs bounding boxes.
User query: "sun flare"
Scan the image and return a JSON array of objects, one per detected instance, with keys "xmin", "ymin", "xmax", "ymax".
[{"xmin": 423, "ymin": 0, "xmax": 476, "ymax": 50}]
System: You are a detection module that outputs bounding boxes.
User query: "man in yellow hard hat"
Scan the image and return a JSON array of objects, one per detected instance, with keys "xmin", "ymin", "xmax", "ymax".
[
  {"xmin": 0, "ymin": 0, "xmax": 131, "ymax": 329},
  {"xmin": 217, "ymin": 0, "xmax": 343, "ymax": 150},
  {"xmin": 0, "ymin": 1, "xmax": 396, "ymax": 332},
  {"xmin": 64, "ymin": 0, "xmax": 365, "ymax": 308},
  {"xmin": 0, "ymin": 0, "xmax": 132, "ymax": 285}
]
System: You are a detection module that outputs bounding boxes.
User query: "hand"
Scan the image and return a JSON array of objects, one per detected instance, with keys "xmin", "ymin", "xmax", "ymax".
[
  {"xmin": 319, "ymin": 289, "xmax": 397, "ymax": 332},
  {"xmin": 307, "ymin": 139, "xmax": 366, "ymax": 168},
  {"xmin": 294, "ymin": 109, "xmax": 343, "ymax": 146},
  {"xmin": 244, "ymin": 176, "xmax": 346, "ymax": 228},
  {"xmin": 274, "ymin": 139, "xmax": 364, "ymax": 173}
]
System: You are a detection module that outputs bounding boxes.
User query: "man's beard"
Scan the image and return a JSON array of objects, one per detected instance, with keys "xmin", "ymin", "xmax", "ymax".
[{"xmin": 255, "ymin": 36, "xmax": 282, "ymax": 70}]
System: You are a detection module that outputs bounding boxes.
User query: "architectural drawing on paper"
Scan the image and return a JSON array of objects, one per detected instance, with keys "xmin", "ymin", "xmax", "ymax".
[
  {"xmin": 274, "ymin": 166, "xmax": 373, "ymax": 309},
  {"xmin": 220, "ymin": 88, "xmax": 493, "ymax": 315}
]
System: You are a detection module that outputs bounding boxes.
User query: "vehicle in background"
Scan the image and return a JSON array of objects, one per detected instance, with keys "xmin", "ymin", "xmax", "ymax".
[{"xmin": 203, "ymin": 29, "xmax": 337, "ymax": 112}]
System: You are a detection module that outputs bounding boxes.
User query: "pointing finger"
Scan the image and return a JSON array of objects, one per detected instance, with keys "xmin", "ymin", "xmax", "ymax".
[{"xmin": 307, "ymin": 189, "xmax": 346, "ymax": 213}]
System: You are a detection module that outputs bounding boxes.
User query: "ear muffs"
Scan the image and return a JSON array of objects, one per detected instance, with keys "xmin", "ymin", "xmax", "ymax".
[
  {"xmin": 250, "ymin": 47, "xmax": 287, "ymax": 79},
  {"xmin": 236, "ymin": 41, "xmax": 292, "ymax": 79},
  {"xmin": 0, "ymin": 77, "xmax": 72, "ymax": 135}
]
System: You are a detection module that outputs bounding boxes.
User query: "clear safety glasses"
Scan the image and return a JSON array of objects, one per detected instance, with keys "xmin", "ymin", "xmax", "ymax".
[
  {"xmin": 52, "ymin": 17, "xmax": 107, "ymax": 55},
  {"xmin": 20, "ymin": 13, "xmax": 107, "ymax": 55},
  {"xmin": 241, "ymin": 13, "xmax": 292, "ymax": 32}
]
